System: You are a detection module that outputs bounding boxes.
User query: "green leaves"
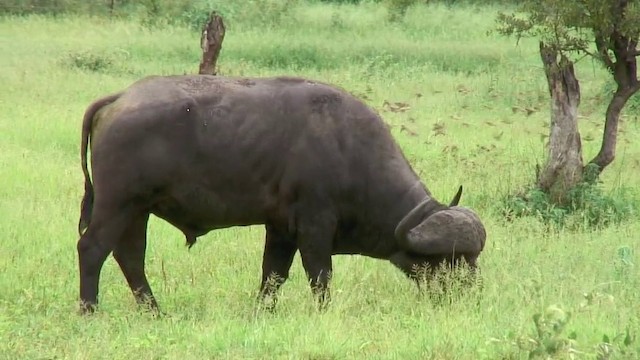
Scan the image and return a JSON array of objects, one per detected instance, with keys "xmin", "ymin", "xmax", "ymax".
[
  {"xmin": 497, "ymin": 1, "xmax": 586, "ymax": 55},
  {"xmin": 496, "ymin": 0, "xmax": 640, "ymax": 65}
]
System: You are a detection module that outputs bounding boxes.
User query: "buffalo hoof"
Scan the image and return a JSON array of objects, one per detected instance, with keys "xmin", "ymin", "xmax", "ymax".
[
  {"xmin": 146, "ymin": 308, "xmax": 165, "ymax": 318},
  {"xmin": 255, "ymin": 295, "xmax": 278, "ymax": 313},
  {"xmin": 78, "ymin": 300, "xmax": 97, "ymax": 315}
]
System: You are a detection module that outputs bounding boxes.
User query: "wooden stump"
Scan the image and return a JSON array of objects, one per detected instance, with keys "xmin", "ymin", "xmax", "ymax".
[
  {"xmin": 199, "ymin": 11, "xmax": 225, "ymax": 75},
  {"xmin": 536, "ymin": 41, "xmax": 583, "ymax": 203}
]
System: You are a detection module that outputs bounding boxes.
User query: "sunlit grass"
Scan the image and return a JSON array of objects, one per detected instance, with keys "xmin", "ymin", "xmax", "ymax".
[{"xmin": 1, "ymin": 2, "xmax": 639, "ymax": 358}]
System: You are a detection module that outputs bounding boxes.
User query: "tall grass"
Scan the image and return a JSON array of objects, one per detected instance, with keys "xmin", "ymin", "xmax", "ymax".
[{"xmin": 1, "ymin": 2, "xmax": 639, "ymax": 359}]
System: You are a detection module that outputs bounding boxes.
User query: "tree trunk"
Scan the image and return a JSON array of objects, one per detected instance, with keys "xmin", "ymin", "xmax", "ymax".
[
  {"xmin": 588, "ymin": 87, "xmax": 635, "ymax": 177},
  {"xmin": 536, "ymin": 42, "xmax": 583, "ymax": 204},
  {"xmin": 589, "ymin": 24, "xmax": 640, "ymax": 177},
  {"xmin": 199, "ymin": 12, "xmax": 225, "ymax": 75}
]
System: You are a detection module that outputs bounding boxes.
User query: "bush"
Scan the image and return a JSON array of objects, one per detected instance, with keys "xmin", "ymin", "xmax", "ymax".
[
  {"xmin": 318, "ymin": 0, "xmax": 364, "ymax": 3},
  {"xmin": 59, "ymin": 49, "xmax": 132, "ymax": 75},
  {"xmin": 0, "ymin": 0, "xmax": 524, "ymax": 18},
  {"xmin": 0, "ymin": 0, "xmax": 107, "ymax": 16},
  {"xmin": 180, "ymin": 0, "xmax": 299, "ymax": 31},
  {"xmin": 385, "ymin": 0, "xmax": 419, "ymax": 22},
  {"xmin": 501, "ymin": 168, "xmax": 638, "ymax": 230}
]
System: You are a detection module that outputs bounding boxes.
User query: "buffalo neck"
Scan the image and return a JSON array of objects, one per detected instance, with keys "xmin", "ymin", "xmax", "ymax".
[
  {"xmin": 355, "ymin": 155, "xmax": 431, "ymax": 254},
  {"xmin": 384, "ymin": 176, "xmax": 431, "ymax": 235}
]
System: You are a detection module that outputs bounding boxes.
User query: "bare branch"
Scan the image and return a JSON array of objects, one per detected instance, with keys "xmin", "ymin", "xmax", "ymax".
[
  {"xmin": 575, "ymin": 45, "xmax": 598, "ymax": 59},
  {"xmin": 573, "ymin": 52, "xmax": 592, "ymax": 64},
  {"xmin": 595, "ymin": 33, "xmax": 615, "ymax": 71}
]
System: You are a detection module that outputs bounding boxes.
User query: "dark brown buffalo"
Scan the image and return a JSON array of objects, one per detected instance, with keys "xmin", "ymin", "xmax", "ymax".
[{"xmin": 76, "ymin": 75, "xmax": 486, "ymax": 313}]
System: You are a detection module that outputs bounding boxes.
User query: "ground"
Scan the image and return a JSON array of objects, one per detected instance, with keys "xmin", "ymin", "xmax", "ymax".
[{"xmin": 0, "ymin": 2, "xmax": 639, "ymax": 359}]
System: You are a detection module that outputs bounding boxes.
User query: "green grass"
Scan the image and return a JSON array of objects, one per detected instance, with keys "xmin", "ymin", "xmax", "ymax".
[{"xmin": 1, "ymin": 2, "xmax": 640, "ymax": 359}]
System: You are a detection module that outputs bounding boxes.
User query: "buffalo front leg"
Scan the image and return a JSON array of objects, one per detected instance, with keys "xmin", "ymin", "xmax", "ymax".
[
  {"xmin": 77, "ymin": 207, "xmax": 135, "ymax": 313},
  {"xmin": 297, "ymin": 212, "xmax": 336, "ymax": 310},
  {"xmin": 112, "ymin": 213, "xmax": 158, "ymax": 311},
  {"xmin": 258, "ymin": 224, "xmax": 297, "ymax": 310}
]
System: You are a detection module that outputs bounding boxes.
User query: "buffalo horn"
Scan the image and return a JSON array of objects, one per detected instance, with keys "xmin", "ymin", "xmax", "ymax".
[
  {"xmin": 395, "ymin": 186, "xmax": 465, "ymax": 243},
  {"xmin": 394, "ymin": 197, "xmax": 440, "ymax": 242},
  {"xmin": 449, "ymin": 185, "xmax": 463, "ymax": 206}
]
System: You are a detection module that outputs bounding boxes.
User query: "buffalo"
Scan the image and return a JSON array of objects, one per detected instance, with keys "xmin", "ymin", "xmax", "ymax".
[{"xmin": 76, "ymin": 75, "xmax": 486, "ymax": 313}]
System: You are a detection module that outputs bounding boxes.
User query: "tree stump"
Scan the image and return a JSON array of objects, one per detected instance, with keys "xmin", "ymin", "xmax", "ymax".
[
  {"xmin": 536, "ymin": 41, "xmax": 583, "ymax": 204},
  {"xmin": 199, "ymin": 12, "xmax": 225, "ymax": 75}
]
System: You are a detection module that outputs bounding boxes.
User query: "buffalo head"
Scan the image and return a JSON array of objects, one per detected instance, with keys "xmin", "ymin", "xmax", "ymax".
[{"xmin": 390, "ymin": 186, "xmax": 486, "ymax": 283}]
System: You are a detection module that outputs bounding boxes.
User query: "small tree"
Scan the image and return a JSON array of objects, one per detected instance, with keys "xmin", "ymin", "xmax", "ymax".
[{"xmin": 497, "ymin": 0, "xmax": 640, "ymax": 203}]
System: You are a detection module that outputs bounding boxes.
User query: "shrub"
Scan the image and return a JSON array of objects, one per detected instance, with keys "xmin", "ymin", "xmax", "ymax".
[
  {"xmin": 385, "ymin": 0, "xmax": 419, "ymax": 22},
  {"xmin": 501, "ymin": 168, "xmax": 637, "ymax": 230},
  {"xmin": 494, "ymin": 301, "xmax": 638, "ymax": 358},
  {"xmin": 59, "ymin": 50, "xmax": 132, "ymax": 75},
  {"xmin": 180, "ymin": 0, "xmax": 301, "ymax": 32}
]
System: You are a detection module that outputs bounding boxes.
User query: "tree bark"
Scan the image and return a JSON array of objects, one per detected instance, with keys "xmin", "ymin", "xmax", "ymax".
[
  {"xmin": 536, "ymin": 42, "xmax": 583, "ymax": 204},
  {"xmin": 198, "ymin": 12, "xmax": 225, "ymax": 75},
  {"xmin": 588, "ymin": 19, "xmax": 640, "ymax": 176},
  {"xmin": 588, "ymin": 87, "xmax": 635, "ymax": 174}
]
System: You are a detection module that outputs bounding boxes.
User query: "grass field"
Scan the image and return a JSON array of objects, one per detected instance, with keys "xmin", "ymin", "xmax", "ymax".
[{"xmin": 1, "ymin": 2, "xmax": 640, "ymax": 359}]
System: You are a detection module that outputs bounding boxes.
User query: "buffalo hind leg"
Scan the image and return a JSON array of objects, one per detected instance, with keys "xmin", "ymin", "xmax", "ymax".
[
  {"xmin": 297, "ymin": 212, "xmax": 336, "ymax": 310},
  {"xmin": 258, "ymin": 224, "xmax": 297, "ymax": 310},
  {"xmin": 77, "ymin": 206, "xmax": 136, "ymax": 313},
  {"xmin": 112, "ymin": 213, "xmax": 159, "ymax": 311}
]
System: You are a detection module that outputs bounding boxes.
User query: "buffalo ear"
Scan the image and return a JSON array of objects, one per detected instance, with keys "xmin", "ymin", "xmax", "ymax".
[{"xmin": 449, "ymin": 185, "xmax": 463, "ymax": 207}]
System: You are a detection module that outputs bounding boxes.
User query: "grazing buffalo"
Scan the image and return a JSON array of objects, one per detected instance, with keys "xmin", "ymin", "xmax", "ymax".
[{"xmin": 76, "ymin": 75, "xmax": 486, "ymax": 313}]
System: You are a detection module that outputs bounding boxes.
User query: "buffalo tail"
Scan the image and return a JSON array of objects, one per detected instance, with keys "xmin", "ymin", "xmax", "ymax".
[{"xmin": 78, "ymin": 93, "xmax": 121, "ymax": 236}]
